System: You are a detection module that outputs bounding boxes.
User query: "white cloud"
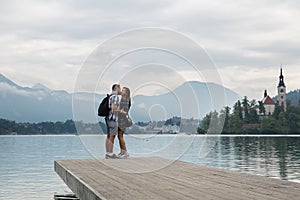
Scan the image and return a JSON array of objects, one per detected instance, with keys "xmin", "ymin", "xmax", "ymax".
[
  {"xmin": 0, "ymin": 0, "xmax": 299, "ymax": 99},
  {"xmin": 218, "ymin": 65, "xmax": 297, "ymax": 100}
]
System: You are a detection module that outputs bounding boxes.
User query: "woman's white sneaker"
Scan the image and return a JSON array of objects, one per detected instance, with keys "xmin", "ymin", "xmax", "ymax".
[{"xmin": 117, "ymin": 152, "xmax": 129, "ymax": 158}]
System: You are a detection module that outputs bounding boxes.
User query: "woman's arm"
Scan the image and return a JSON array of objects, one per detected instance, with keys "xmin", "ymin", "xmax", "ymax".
[{"xmin": 120, "ymin": 109, "xmax": 127, "ymax": 115}]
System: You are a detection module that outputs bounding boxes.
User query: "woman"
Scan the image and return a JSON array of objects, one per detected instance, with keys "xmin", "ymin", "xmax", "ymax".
[{"xmin": 117, "ymin": 87, "xmax": 131, "ymax": 158}]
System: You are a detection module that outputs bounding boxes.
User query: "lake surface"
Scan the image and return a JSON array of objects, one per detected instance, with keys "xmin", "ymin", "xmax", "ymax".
[{"xmin": 1, "ymin": 135, "xmax": 300, "ymax": 199}]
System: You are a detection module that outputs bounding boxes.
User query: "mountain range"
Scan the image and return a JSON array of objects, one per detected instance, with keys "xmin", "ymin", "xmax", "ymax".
[{"xmin": 0, "ymin": 73, "xmax": 241, "ymax": 122}]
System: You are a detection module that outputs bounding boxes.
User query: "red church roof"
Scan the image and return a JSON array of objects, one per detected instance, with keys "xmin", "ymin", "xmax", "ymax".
[{"xmin": 262, "ymin": 96, "xmax": 275, "ymax": 105}]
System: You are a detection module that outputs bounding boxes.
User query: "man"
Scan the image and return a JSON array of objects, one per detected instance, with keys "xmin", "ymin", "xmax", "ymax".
[{"xmin": 105, "ymin": 84, "xmax": 121, "ymax": 159}]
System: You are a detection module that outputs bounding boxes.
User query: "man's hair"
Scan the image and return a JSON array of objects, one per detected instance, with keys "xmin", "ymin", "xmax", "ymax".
[{"xmin": 112, "ymin": 84, "xmax": 120, "ymax": 91}]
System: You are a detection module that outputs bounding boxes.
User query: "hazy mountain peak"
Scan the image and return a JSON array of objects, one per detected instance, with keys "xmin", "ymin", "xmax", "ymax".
[
  {"xmin": 32, "ymin": 83, "xmax": 51, "ymax": 92},
  {"xmin": 177, "ymin": 81, "xmax": 212, "ymax": 89},
  {"xmin": 184, "ymin": 80, "xmax": 203, "ymax": 85},
  {"xmin": 181, "ymin": 81, "xmax": 223, "ymax": 88},
  {"xmin": 0, "ymin": 73, "xmax": 20, "ymax": 88},
  {"xmin": 179, "ymin": 81, "xmax": 239, "ymax": 96},
  {"xmin": 0, "ymin": 75, "xmax": 241, "ymax": 122}
]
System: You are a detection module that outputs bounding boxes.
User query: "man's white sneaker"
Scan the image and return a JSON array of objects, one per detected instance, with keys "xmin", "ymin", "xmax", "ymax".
[{"xmin": 105, "ymin": 153, "xmax": 117, "ymax": 159}]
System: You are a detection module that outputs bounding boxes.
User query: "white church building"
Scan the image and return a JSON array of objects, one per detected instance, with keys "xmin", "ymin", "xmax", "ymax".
[
  {"xmin": 260, "ymin": 90, "xmax": 275, "ymax": 115},
  {"xmin": 258, "ymin": 68, "xmax": 287, "ymax": 116}
]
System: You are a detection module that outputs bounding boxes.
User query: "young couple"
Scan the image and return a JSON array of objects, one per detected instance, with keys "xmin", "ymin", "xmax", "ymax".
[{"xmin": 105, "ymin": 84, "xmax": 131, "ymax": 159}]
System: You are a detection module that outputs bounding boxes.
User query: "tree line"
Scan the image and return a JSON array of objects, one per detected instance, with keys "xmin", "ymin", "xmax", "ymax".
[
  {"xmin": 286, "ymin": 89, "xmax": 300, "ymax": 106},
  {"xmin": 198, "ymin": 96, "xmax": 300, "ymax": 134},
  {"xmin": 0, "ymin": 119, "xmax": 107, "ymax": 135}
]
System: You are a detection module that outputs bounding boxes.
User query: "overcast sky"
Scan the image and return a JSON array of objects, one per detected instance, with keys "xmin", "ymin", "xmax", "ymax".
[{"xmin": 0, "ymin": 0, "xmax": 299, "ymax": 100}]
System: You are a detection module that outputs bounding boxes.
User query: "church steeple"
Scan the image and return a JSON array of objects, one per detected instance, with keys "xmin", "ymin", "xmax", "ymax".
[
  {"xmin": 277, "ymin": 67, "xmax": 287, "ymax": 111},
  {"xmin": 278, "ymin": 67, "xmax": 285, "ymax": 87},
  {"xmin": 264, "ymin": 89, "xmax": 267, "ymax": 98}
]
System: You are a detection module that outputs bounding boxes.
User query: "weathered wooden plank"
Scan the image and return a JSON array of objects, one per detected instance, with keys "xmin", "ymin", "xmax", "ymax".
[
  {"xmin": 152, "ymin": 161, "xmax": 300, "ymax": 199},
  {"xmin": 55, "ymin": 157, "xmax": 300, "ymax": 200}
]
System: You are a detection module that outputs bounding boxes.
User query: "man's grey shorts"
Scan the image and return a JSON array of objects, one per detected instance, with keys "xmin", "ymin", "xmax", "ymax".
[{"xmin": 105, "ymin": 119, "xmax": 118, "ymax": 136}]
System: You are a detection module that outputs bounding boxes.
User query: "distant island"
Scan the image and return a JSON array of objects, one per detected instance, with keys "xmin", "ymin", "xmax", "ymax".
[
  {"xmin": 198, "ymin": 68, "xmax": 300, "ymax": 135},
  {"xmin": 197, "ymin": 96, "xmax": 300, "ymax": 134}
]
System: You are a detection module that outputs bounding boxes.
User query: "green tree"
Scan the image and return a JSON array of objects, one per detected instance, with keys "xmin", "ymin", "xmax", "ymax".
[
  {"xmin": 242, "ymin": 96, "xmax": 250, "ymax": 123},
  {"xmin": 273, "ymin": 103, "xmax": 284, "ymax": 120},
  {"xmin": 285, "ymin": 105, "xmax": 300, "ymax": 133},
  {"xmin": 233, "ymin": 100, "xmax": 243, "ymax": 120},
  {"xmin": 278, "ymin": 111, "xmax": 288, "ymax": 133},
  {"xmin": 200, "ymin": 112, "xmax": 211, "ymax": 132},
  {"xmin": 258, "ymin": 101, "xmax": 265, "ymax": 115},
  {"xmin": 261, "ymin": 117, "xmax": 279, "ymax": 134},
  {"xmin": 197, "ymin": 127, "xmax": 206, "ymax": 134},
  {"xmin": 220, "ymin": 106, "xmax": 231, "ymax": 133},
  {"xmin": 249, "ymin": 108, "xmax": 259, "ymax": 123},
  {"xmin": 200, "ymin": 111, "xmax": 220, "ymax": 134}
]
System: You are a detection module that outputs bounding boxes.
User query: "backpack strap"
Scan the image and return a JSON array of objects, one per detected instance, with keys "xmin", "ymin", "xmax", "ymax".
[
  {"xmin": 128, "ymin": 99, "xmax": 131, "ymax": 110},
  {"xmin": 107, "ymin": 94, "xmax": 112, "ymax": 109}
]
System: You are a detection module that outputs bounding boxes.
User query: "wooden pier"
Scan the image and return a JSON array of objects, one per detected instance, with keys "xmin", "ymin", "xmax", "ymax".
[{"xmin": 55, "ymin": 157, "xmax": 300, "ymax": 200}]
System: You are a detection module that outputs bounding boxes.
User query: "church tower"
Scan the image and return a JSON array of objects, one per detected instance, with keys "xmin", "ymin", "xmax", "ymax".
[{"xmin": 277, "ymin": 67, "xmax": 287, "ymax": 111}]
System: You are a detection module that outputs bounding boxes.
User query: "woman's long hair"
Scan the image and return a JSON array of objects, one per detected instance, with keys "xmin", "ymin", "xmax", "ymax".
[{"xmin": 122, "ymin": 87, "xmax": 131, "ymax": 101}]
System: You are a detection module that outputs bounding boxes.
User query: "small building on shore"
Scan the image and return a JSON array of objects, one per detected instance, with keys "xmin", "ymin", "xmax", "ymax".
[{"xmin": 162, "ymin": 124, "xmax": 180, "ymax": 133}]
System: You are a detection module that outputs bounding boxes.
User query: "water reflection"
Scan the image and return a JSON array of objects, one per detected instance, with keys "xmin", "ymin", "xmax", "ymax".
[{"xmin": 181, "ymin": 137, "xmax": 300, "ymax": 182}]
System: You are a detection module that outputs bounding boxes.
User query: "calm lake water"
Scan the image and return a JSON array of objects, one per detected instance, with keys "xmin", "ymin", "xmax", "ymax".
[{"xmin": 0, "ymin": 135, "xmax": 300, "ymax": 199}]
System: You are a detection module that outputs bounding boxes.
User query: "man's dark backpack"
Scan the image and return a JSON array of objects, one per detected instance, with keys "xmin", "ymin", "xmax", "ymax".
[{"xmin": 98, "ymin": 94, "xmax": 111, "ymax": 117}]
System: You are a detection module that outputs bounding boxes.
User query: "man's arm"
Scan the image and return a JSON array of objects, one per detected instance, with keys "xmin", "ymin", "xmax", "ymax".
[{"xmin": 111, "ymin": 103, "xmax": 119, "ymax": 112}]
